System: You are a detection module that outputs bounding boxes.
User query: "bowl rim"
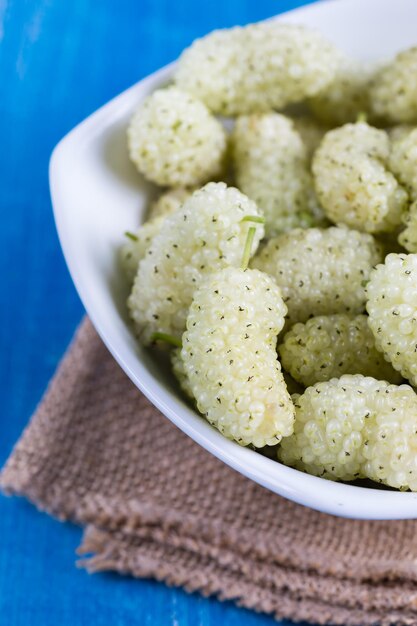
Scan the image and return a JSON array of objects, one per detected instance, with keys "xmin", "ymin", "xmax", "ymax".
[{"xmin": 49, "ymin": 0, "xmax": 417, "ymax": 520}]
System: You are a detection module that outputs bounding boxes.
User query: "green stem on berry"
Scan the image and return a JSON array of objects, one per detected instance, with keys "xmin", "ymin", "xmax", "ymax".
[
  {"xmin": 150, "ymin": 332, "xmax": 182, "ymax": 348},
  {"xmin": 241, "ymin": 215, "xmax": 265, "ymax": 224},
  {"xmin": 356, "ymin": 111, "xmax": 367, "ymax": 123},
  {"xmin": 125, "ymin": 231, "xmax": 139, "ymax": 242},
  {"xmin": 241, "ymin": 226, "xmax": 256, "ymax": 271}
]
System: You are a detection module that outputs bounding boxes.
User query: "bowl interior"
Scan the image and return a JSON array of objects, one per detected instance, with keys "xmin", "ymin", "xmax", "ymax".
[{"xmin": 50, "ymin": 0, "xmax": 417, "ymax": 519}]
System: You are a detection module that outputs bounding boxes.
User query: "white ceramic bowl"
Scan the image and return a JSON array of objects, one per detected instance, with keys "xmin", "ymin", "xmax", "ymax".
[{"xmin": 50, "ymin": 0, "xmax": 417, "ymax": 520}]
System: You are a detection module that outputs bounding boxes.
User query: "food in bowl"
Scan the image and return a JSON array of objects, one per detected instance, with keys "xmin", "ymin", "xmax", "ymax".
[{"xmin": 119, "ymin": 20, "xmax": 417, "ymax": 492}]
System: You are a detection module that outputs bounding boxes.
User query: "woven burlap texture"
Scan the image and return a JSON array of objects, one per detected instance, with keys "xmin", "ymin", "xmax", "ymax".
[{"xmin": 2, "ymin": 318, "xmax": 417, "ymax": 626}]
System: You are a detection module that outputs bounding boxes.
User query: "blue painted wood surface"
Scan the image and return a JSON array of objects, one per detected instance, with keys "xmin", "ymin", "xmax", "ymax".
[{"xmin": 0, "ymin": 1, "xmax": 315, "ymax": 623}]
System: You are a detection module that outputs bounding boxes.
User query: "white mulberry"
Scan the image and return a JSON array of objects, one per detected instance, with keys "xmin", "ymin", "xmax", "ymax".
[
  {"xmin": 121, "ymin": 189, "xmax": 194, "ymax": 284},
  {"xmin": 279, "ymin": 375, "xmax": 417, "ymax": 491},
  {"xmin": 390, "ymin": 127, "xmax": 417, "ymax": 251},
  {"xmin": 362, "ymin": 383, "xmax": 417, "ymax": 490},
  {"xmin": 366, "ymin": 253, "xmax": 417, "ymax": 386},
  {"xmin": 291, "ymin": 115, "xmax": 328, "ymax": 163},
  {"xmin": 312, "ymin": 122, "xmax": 408, "ymax": 233},
  {"xmin": 120, "ymin": 217, "xmax": 165, "ymax": 283},
  {"xmin": 389, "ymin": 127, "xmax": 417, "ymax": 201},
  {"xmin": 148, "ymin": 188, "xmax": 194, "ymax": 220},
  {"xmin": 399, "ymin": 200, "xmax": 417, "ymax": 252},
  {"xmin": 278, "ymin": 314, "xmax": 402, "ymax": 387},
  {"xmin": 127, "ymin": 87, "xmax": 226, "ymax": 187},
  {"xmin": 232, "ymin": 113, "xmax": 326, "ymax": 237},
  {"xmin": 175, "ymin": 23, "xmax": 339, "ymax": 116},
  {"xmin": 252, "ymin": 226, "xmax": 382, "ymax": 325},
  {"xmin": 171, "ymin": 348, "xmax": 194, "ymax": 400},
  {"xmin": 370, "ymin": 47, "xmax": 417, "ymax": 123},
  {"xmin": 180, "ymin": 267, "xmax": 294, "ymax": 447},
  {"xmin": 388, "ymin": 124, "xmax": 415, "ymax": 145},
  {"xmin": 128, "ymin": 182, "xmax": 264, "ymax": 344},
  {"xmin": 309, "ymin": 58, "xmax": 372, "ymax": 126}
]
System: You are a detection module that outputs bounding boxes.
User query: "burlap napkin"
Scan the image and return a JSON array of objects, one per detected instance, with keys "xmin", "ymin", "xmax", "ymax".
[{"xmin": 3, "ymin": 319, "xmax": 417, "ymax": 625}]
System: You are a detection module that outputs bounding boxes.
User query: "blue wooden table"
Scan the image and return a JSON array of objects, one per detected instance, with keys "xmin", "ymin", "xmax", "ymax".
[{"xmin": 0, "ymin": 1, "xmax": 314, "ymax": 623}]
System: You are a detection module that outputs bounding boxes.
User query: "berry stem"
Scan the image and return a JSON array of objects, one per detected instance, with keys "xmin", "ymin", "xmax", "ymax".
[
  {"xmin": 241, "ymin": 226, "xmax": 256, "ymax": 271},
  {"xmin": 150, "ymin": 332, "xmax": 182, "ymax": 348},
  {"xmin": 356, "ymin": 111, "xmax": 367, "ymax": 123},
  {"xmin": 125, "ymin": 231, "xmax": 139, "ymax": 242},
  {"xmin": 241, "ymin": 215, "xmax": 265, "ymax": 224}
]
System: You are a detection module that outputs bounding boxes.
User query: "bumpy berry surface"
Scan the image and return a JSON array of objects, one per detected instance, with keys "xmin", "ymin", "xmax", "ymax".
[
  {"xmin": 120, "ymin": 217, "xmax": 165, "ymax": 283},
  {"xmin": 232, "ymin": 113, "xmax": 325, "ymax": 237},
  {"xmin": 309, "ymin": 58, "xmax": 372, "ymax": 126},
  {"xmin": 399, "ymin": 200, "xmax": 417, "ymax": 252},
  {"xmin": 175, "ymin": 23, "xmax": 339, "ymax": 115},
  {"xmin": 148, "ymin": 188, "xmax": 194, "ymax": 220},
  {"xmin": 366, "ymin": 253, "xmax": 417, "ymax": 385},
  {"xmin": 279, "ymin": 375, "xmax": 417, "ymax": 491},
  {"xmin": 252, "ymin": 226, "xmax": 382, "ymax": 325},
  {"xmin": 171, "ymin": 348, "xmax": 194, "ymax": 400},
  {"xmin": 128, "ymin": 183, "xmax": 264, "ymax": 344},
  {"xmin": 291, "ymin": 115, "xmax": 328, "ymax": 163},
  {"xmin": 312, "ymin": 122, "xmax": 408, "ymax": 233},
  {"xmin": 388, "ymin": 124, "xmax": 415, "ymax": 145},
  {"xmin": 121, "ymin": 189, "xmax": 194, "ymax": 283},
  {"xmin": 278, "ymin": 314, "xmax": 402, "ymax": 387},
  {"xmin": 389, "ymin": 128, "xmax": 417, "ymax": 202},
  {"xmin": 370, "ymin": 47, "xmax": 417, "ymax": 123},
  {"xmin": 127, "ymin": 87, "xmax": 226, "ymax": 186},
  {"xmin": 180, "ymin": 267, "xmax": 294, "ymax": 447}
]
